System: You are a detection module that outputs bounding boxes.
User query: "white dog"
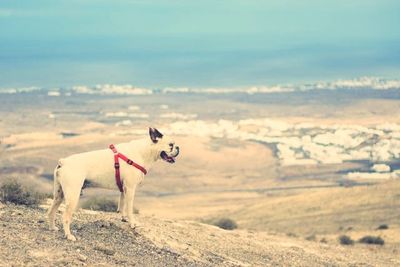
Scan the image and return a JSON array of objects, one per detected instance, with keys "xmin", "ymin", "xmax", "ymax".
[{"xmin": 47, "ymin": 128, "xmax": 179, "ymax": 241}]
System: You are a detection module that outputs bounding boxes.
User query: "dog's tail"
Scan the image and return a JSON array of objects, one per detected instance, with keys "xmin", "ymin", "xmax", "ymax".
[
  {"xmin": 56, "ymin": 158, "xmax": 64, "ymax": 170},
  {"xmin": 54, "ymin": 159, "xmax": 64, "ymax": 180},
  {"xmin": 53, "ymin": 159, "xmax": 65, "ymax": 199}
]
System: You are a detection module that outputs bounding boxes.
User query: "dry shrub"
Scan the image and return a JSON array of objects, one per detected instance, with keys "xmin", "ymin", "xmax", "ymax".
[
  {"xmin": 0, "ymin": 179, "xmax": 45, "ymax": 207},
  {"xmin": 338, "ymin": 235, "xmax": 354, "ymax": 245},
  {"xmin": 81, "ymin": 197, "xmax": 118, "ymax": 212},
  {"xmin": 81, "ymin": 196, "xmax": 140, "ymax": 214},
  {"xmin": 306, "ymin": 234, "xmax": 316, "ymax": 241},
  {"xmin": 359, "ymin": 236, "xmax": 384, "ymax": 245},
  {"xmin": 213, "ymin": 218, "xmax": 238, "ymax": 230},
  {"xmin": 376, "ymin": 224, "xmax": 389, "ymax": 230}
]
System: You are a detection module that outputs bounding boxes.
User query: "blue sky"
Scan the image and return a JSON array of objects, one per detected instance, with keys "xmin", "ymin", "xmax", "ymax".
[{"xmin": 0, "ymin": 0, "xmax": 399, "ymax": 88}]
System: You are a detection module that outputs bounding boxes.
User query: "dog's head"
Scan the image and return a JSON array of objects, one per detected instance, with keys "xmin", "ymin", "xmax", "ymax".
[{"xmin": 149, "ymin": 127, "xmax": 180, "ymax": 163}]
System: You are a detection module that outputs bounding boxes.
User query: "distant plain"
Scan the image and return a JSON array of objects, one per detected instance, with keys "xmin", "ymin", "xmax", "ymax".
[{"xmin": 0, "ymin": 88, "xmax": 399, "ymax": 251}]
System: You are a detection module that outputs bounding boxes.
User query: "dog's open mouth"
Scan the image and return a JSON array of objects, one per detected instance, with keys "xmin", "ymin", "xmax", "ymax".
[{"xmin": 160, "ymin": 151, "xmax": 176, "ymax": 163}]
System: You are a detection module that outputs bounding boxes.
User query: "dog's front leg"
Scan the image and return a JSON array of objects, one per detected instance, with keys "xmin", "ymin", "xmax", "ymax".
[
  {"xmin": 124, "ymin": 184, "xmax": 138, "ymax": 229},
  {"xmin": 117, "ymin": 192, "xmax": 124, "ymax": 213},
  {"xmin": 118, "ymin": 192, "xmax": 128, "ymax": 222}
]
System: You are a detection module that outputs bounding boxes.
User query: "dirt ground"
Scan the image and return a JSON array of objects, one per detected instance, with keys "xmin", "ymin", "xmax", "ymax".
[{"xmin": 0, "ymin": 202, "xmax": 399, "ymax": 267}]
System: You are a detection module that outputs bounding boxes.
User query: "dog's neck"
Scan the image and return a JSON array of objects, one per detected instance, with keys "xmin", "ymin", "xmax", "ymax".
[
  {"xmin": 125, "ymin": 139, "xmax": 160, "ymax": 171},
  {"xmin": 141, "ymin": 142, "xmax": 161, "ymax": 169}
]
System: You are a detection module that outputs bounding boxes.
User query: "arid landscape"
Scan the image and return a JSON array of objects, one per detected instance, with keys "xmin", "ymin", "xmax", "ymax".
[
  {"xmin": 0, "ymin": 82, "xmax": 399, "ymax": 266},
  {"xmin": 2, "ymin": 0, "xmax": 400, "ymax": 265}
]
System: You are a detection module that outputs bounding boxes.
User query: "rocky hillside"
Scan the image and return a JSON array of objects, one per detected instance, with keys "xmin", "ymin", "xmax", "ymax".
[{"xmin": 0, "ymin": 202, "xmax": 398, "ymax": 267}]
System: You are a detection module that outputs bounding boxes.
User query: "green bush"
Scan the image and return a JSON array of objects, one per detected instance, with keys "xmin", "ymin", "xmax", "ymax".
[
  {"xmin": 81, "ymin": 197, "xmax": 118, "ymax": 212},
  {"xmin": 213, "ymin": 218, "xmax": 238, "ymax": 230},
  {"xmin": 358, "ymin": 236, "xmax": 384, "ymax": 245},
  {"xmin": 0, "ymin": 180, "xmax": 45, "ymax": 207},
  {"xmin": 338, "ymin": 235, "xmax": 354, "ymax": 245}
]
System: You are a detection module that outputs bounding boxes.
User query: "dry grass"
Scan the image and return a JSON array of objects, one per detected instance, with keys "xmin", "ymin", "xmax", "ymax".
[{"xmin": 229, "ymin": 180, "xmax": 400, "ymax": 235}]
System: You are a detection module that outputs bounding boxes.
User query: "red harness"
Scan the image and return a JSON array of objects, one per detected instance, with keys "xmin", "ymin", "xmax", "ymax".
[{"xmin": 109, "ymin": 144, "xmax": 147, "ymax": 192}]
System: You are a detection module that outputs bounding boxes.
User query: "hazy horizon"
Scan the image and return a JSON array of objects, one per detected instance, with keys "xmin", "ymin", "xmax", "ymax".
[{"xmin": 1, "ymin": 0, "xmax": 400, "ymax": 88}]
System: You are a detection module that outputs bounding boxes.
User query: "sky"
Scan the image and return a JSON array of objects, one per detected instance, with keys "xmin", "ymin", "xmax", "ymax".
[{"xmin": 0, "ymin": 0, "xmax": 399, "ymax": 88}]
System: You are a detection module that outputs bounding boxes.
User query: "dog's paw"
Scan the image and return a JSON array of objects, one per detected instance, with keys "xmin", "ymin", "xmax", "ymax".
[{"xmin": 66, "ymin": 234, "xmax": 77, "ymax": 241}]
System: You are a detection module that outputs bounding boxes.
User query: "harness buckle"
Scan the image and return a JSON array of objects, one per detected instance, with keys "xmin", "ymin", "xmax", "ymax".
[
  {"xmin": 127, "ymin": 159, "xmax": 133, "ymax": 165},
  {"xmin": 109, "ymin": 144, "xmax": 118, "ymax": 153},
  {"xmin": 114, "ymin": 162, "xmax": 120, "ymax": 169}
]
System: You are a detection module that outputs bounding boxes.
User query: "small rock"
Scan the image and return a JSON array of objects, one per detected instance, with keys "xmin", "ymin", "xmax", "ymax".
[
  {"xmin": 94, "ymin": 246, "xmax": 115, "ymax": 256},
  {"xmin": 101, "ymin": 222, "xmax": 111, "ymax": 228},
  {"xmin": 78, "ymin": 254, "xmax": 87, "ymax": 262},
  {"xmin": 37, "ymin": 219, "xmax": 45, "ymax": 223}
]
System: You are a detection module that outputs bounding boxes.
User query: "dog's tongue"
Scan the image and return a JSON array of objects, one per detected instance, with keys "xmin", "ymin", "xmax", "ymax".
[
  {"xmin": 167, "ymin": 156, "xmax": 175, "ymax": 163},
  {"xmin": 161, "ymin": 151, "xmax": 176, "ymax": 163}
]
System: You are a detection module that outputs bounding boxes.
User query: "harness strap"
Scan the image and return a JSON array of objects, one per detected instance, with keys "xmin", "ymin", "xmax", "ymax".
[{"xmin": 109, "ymin": 144, "xmax": 147, "ymax": 192}]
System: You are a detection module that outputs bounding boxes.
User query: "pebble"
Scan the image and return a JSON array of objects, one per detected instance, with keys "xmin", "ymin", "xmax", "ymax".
[
  {"xmin": 78, "ymin": 254, "xmax": 87, "ymax": 262},
  {"xmin": 94, "ymin": 246, "xmax": 115, "ymax": 256}
]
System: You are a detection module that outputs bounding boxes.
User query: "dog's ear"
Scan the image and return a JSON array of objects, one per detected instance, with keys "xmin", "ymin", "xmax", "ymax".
[{"xmin": 149, "ymin": 127, "xmax": 163, "ymax": 143}]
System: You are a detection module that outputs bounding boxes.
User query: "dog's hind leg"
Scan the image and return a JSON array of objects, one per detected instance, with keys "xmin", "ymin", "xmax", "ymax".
[
  {"xmin": 56, "ymin": 169, "xmax": 85, "ymax": 242},
  {"xmin": 47, "ymin": 164, "xmax": 64, "ymax": 231},
  {"xmin": 61, "ymin": 182, "xmax": 83, "ymax": 241}
]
